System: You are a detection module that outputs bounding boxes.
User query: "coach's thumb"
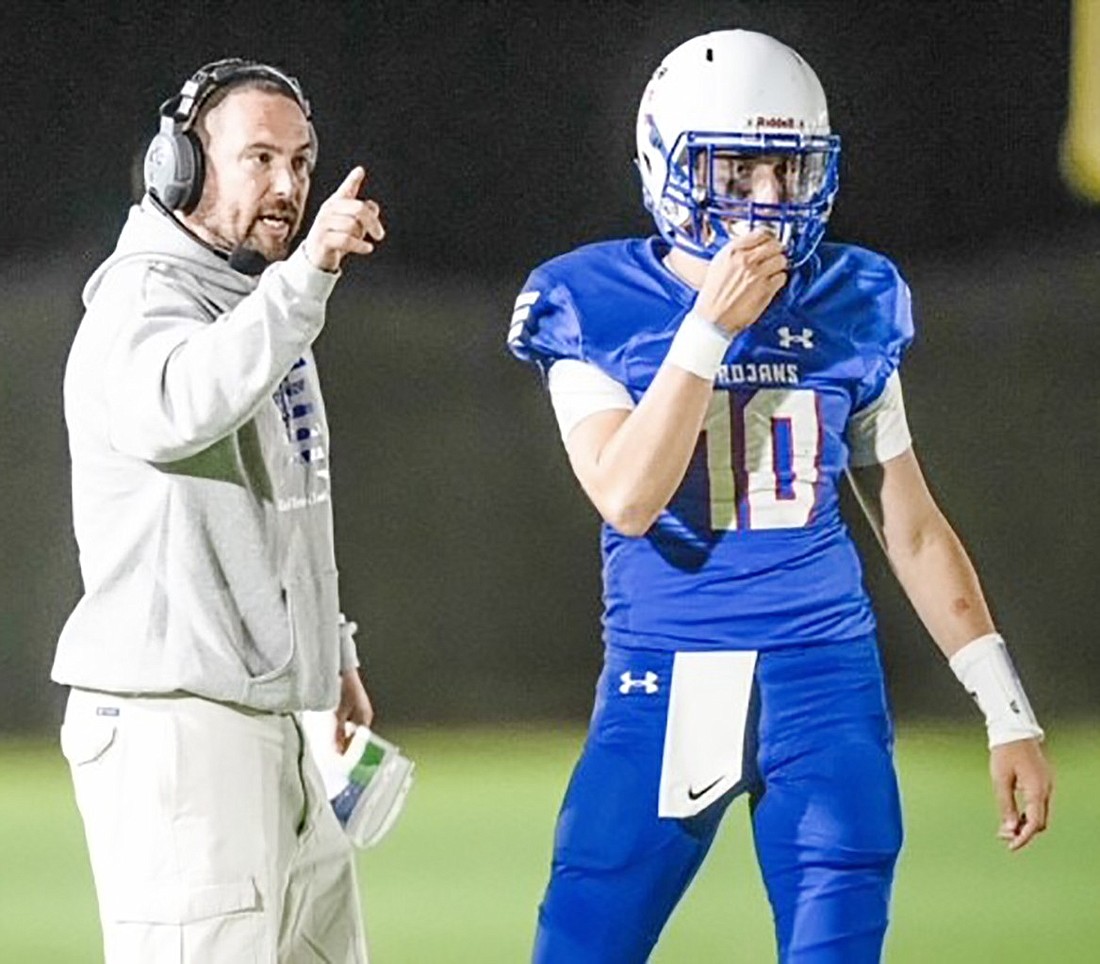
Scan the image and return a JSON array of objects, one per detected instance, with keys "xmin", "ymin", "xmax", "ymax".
[{"xmin": 335, "ymin": 165, "xmax": 366, "ymax": 199}]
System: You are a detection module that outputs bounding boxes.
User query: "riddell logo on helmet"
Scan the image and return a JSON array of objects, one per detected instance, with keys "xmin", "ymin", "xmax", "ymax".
[{"xmin": 755, "ymin": 116, "xmax": 798, "ymax": 129}]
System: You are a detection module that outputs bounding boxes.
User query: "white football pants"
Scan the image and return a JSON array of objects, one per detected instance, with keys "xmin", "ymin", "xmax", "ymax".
[{"xmin": 61, "ymin": 688, "xmax": 368, "ymax": 963}]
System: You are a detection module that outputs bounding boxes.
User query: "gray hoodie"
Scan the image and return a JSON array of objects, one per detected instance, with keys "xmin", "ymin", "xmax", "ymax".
[{"xmin": 52, "ymin": 198, "xmax": 358, "ymax": 712}]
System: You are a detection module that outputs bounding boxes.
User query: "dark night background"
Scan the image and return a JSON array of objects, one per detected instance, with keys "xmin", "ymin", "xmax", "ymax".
[{"xmin": 0, "ymin": 0, "xmax": 1096, "ymax": 733}]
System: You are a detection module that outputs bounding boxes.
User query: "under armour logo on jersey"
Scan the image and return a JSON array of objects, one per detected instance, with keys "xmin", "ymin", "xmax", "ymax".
[
  {"xmin": 619, "ymin": 670, "xmax": 659, "ymax": 695},
  {"xmin": 508, "ymin": 291, "xmax": 541, "ymax": 345},
  {"xmin": 777, "ymin": 325, "xmax": 814, "ymax": 350}
]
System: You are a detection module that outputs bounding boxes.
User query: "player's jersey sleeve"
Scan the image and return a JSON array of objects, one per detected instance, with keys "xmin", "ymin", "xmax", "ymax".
[
  {"xmin": 508, "ymin": 264, "xmax": 635, "ymax": 440},
  {"xmin": 547, "ymin": 359, "xmax": 635, "ymax": 441},
  {"xmin": 506, "ymin": 268, "xmax": 583, "ymax": 375},
  {"xmin": 846, "ymin": 370, "xmax": 912, "ymax": 466},
  {"xmin": 849, "ymin": 258, "xmax": 915, "ymax": 427}
]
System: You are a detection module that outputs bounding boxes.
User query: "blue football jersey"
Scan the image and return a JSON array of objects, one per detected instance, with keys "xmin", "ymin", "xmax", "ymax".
[{"xmin": 508, "ymin": 237, "xmax": 913, "ymax": 651}]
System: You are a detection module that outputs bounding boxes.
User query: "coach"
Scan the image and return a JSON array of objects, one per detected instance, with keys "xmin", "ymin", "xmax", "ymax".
[{"xmin": 52, "ymin": 59, "xmax": 382, "ymax": 963}]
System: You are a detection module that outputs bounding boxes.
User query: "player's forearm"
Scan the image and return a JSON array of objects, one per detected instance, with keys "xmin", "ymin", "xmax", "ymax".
[
  {"xmin": 576, "ymin": 365, "xmax": 713, "ymax": 536},
  {"xmin": 897, "ymin": 522, "xmax": 1048, "ymax": 750},
  {"xmin": 850, "ymin": 452, "xmax": 995, "ymax": 656},
  {"xmin": 853, "ymin": 454, "xmax": 1044, "ymax": 749},
  {"xmin": 885, "ymin": 513, "xmax": 996, "ymax": 658}
]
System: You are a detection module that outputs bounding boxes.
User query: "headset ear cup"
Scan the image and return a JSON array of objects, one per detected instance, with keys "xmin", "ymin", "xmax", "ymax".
[
  {"xmin": 143, "ymin": 130, "xmax": 203, "ymax": 213},
  {"xmin": 182, "ymin": 132, "xmax": 205, "ymax": 213}
]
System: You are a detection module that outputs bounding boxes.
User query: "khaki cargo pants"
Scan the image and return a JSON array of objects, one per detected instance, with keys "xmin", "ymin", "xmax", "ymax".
[{"xmin": 61, "ymin": 688, "xmax": 368, "ymax": 963}]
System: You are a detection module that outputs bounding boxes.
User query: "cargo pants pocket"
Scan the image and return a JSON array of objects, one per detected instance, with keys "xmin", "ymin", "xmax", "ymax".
[{"xmin": 104, "ymin": 878, "xmax": 269, "ymax": 964}]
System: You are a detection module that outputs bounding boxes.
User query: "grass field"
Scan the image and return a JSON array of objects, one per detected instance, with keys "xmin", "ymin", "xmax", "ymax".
[{"xmin": 0, "ymin": 724, "xmax": 1096, "ymax": 962}]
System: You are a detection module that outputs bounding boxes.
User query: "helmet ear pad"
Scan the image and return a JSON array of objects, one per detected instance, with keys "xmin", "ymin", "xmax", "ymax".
[{"xmin": 143, "ymin": 128, "xmax": 205, "ymax": 214}]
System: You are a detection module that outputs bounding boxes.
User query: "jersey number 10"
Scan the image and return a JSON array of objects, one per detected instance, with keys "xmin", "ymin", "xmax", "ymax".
[{"xmin": 703, "ymin": 388, "xmax": 820, "ymax": 531}]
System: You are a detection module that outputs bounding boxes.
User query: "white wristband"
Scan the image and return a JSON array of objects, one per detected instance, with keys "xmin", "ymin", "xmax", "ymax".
[
  {"xmin": 665, "ymin": 310, "xmax": 733, "ymax": 380},
  {"xmin": 949, "ymin": 633, "xmax": 1044, "ymax": 749}
]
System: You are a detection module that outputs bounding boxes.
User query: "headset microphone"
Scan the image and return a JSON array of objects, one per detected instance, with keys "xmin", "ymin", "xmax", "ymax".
[
  {"xmin": 146, "ymin": 191, "xmax": 272, "ymax": 276},
  {"xmin": 227, "ymin": 245, "xmax": 271, "ymax": 276}
]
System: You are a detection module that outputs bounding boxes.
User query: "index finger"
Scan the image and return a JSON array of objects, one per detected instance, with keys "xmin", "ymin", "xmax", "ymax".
[
  {"xmin": 725, "ymin": 228, "xmax": 779, "ymax": 251},
  {"xmin": 992, "ymin": 772, "xmax": 1019, "ymax": 832},
  {"xmin": 334, "ymin": 165, "xmax": 366, "ymax": 200}
]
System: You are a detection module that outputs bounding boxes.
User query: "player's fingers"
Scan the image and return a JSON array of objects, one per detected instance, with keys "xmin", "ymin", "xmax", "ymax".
[
  {"xmin": 1011, "ymin": 787, "xmax": 1049, "ymax": 849},
  {"xmin": 1030, "ymin": 785, "xmax": 1051, "ymax": 831},
  {"xmin": 992, "ymin": 774, "xmax": 1020, "ymax": 837},
  {"xmin": 725, "ymin": 228, "xmax": 774, "ymax": 251},
  {"xmin": 755, "ymin": 252, "xmax": 789, "ymax": 279},
  {"xmin": 706, "ymin": 245, "xmax": 783, "ymax": 299},
  {"xmin": 751, "ymin": 273, "xmax": 786, "ymax": 309},
  {"xmin": 742, "ymin": 237, "xmax": 786, "ymax": 264},
  {"xmin": 1009, "ymin": 809, "xmax": 1043, "ymax": 850},
  {"xmin": 737, "ymin": 272, "xmax": 786, "ymax": 319},
  {"xmin": 709, "ymin": 234, "xmax": 760, "ymax": 267},
  {"xmin": 333, "ymin": 165, "xmax": 366, "ymax": 200}
]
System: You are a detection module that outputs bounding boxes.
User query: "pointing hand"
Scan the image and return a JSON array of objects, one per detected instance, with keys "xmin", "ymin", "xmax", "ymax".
[{"xmin": 303, "ymin": 166, "xmax": 386, "ymax": 273}]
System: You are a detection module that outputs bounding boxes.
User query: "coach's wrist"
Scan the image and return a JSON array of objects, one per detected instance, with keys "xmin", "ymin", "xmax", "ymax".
[{"xmin": 286, "ymin": 245, "xmax": 341, "ymax": 297}]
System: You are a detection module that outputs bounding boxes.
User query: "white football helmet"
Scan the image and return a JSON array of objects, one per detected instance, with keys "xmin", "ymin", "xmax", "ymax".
[{"xmin": 636, "ymin": 29, "xmax": 840, "ymax": 266}]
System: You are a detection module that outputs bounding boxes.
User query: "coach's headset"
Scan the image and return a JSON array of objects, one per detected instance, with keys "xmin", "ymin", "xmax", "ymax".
[{"xmin": 143, "ymin": 57, "xmax": 317, "ymax": 214}]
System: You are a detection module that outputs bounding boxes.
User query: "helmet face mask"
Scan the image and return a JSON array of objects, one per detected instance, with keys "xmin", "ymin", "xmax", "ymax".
[{"xmin": 636, "ymin": 30, "xmax": 841, "ymax": 267}]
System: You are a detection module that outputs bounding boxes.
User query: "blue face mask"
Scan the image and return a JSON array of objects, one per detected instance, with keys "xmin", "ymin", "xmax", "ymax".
[{"xmin": 642, "ymin": 125, "xmax": 841, "ymax": 268}]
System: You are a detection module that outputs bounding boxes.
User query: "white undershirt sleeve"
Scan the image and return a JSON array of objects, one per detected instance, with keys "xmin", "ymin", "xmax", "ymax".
[
  {"xmin": 547, "ymin": 359, "xmax": 635, "ymax": 442},
  {"xmin": 846, "ymin": 370, "xmax": 913, "ymax": 466}
]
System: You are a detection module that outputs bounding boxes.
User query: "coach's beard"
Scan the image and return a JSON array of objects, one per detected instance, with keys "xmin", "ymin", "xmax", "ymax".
[
  {"xmin": 241, "ymin": 202, "xmax": 301, "ymax": 262},
  {"xmin": 230, "ymin": 219, "xmax": 301, "ymax": 275}
]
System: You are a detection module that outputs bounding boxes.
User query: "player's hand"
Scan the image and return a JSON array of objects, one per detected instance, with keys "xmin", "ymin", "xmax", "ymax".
[
  {"xmin": 694, "ymin": 231, "xmax": 787, "ymax": 336},
  {"xmin": 335, "ymin": 667, "xmax": 374, "ymax": 754},
  {"xmin": 303, "ymin": 166, "xmax": 385, "ymax": 273},
  {"xmin": 989, "ymin": 738, "xmax": 1053, "ymax": 851}
]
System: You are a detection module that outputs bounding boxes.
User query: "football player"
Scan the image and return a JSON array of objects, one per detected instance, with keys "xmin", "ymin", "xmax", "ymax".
[{"xmin": 507, "ymin": 29, "xmax": 1053, "ymax": 963}]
